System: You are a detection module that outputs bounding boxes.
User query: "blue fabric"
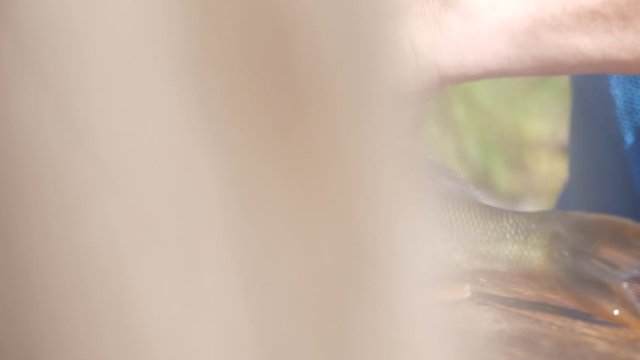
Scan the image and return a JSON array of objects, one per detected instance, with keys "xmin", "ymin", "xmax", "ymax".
[
  {"xmin": 557, "ymin": 76, "xmax": 640, "ymax": 221},
  {"xmin": 609, "ymin": 75, "xmax": 640, "ymax": 201}
]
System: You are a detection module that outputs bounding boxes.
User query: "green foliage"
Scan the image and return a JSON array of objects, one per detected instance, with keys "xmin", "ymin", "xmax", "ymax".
[{"xmin": 425, "ymin": 77, "xmax": 571, "ymax": 209}]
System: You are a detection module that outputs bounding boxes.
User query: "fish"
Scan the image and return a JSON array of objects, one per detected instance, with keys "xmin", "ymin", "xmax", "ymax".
[{"xmin": 427, "ymin": 159, "xmax": 640, "ymax": 329}]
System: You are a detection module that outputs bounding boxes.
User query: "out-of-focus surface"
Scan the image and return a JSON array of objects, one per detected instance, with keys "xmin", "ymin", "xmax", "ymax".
[
  {"xmin": 0, "ymin": 1, "xmax": 462, "ymax": 359},
  {"xmin": 426, "ymin": 77, "xmax": 571, "ymax": 210}
]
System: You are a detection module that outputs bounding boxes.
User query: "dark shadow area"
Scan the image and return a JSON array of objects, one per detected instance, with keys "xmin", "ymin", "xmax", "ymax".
[{"xmin": 471, "ymin": 292, "xmax": 619, "ymax": 327}]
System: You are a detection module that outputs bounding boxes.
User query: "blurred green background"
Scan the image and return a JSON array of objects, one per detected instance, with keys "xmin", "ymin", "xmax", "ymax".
[{"xmin": 425, "ymin": 77, "xmax": 571, "ymax": 210}]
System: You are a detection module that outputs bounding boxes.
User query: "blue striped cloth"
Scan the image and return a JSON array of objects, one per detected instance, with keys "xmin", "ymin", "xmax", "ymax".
[{"xmin": 609, "ymin": 75, "xmax": 640, "ymax": 200}]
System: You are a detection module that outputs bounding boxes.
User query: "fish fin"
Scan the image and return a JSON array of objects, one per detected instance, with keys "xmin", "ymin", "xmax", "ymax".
[{"xmin": 548, "ymin": 212, "xmax": 640, "ymax": 328}]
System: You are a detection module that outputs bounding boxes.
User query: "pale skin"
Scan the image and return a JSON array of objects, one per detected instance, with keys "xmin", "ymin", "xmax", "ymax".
[
  {"xmin": 0, "ymin": 1, "xmax": 453, "ymax": 359},
  {"xmin": 407, "ymin": 0, "xmax": 640, "ymax": 88}
]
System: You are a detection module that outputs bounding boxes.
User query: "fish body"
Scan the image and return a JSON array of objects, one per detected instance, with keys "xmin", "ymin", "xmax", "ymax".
[
  {"xmin": 441, "ymin": 197, "xmax": 551, "ymax": 272},
  {"xmin": 428, "ymin": 161, "xmax": 640, "ymax": 328}
]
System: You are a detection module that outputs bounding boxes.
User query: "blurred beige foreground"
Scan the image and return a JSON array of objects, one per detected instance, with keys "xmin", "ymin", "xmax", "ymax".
[{"xmin": 0, "ymin": 1, "xmax": 463, "ymax": 359}]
